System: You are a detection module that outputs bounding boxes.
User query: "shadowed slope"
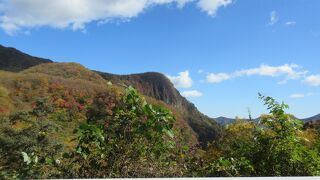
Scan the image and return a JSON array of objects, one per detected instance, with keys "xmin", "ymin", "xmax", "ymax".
[
  {"xmin": 303, "ymin": 114, "xmax": 320, "ymax": 122},
  {"xmin": 0, "ymin": 45, "xmax": 52, "ymax": 72}
]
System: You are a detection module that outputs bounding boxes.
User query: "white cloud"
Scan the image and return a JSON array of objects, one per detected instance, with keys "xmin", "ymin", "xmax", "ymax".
[
  {"xmin": 207, "ymin": 73, "xmax": 232, "ymax": 83},
  {"xmin": 269, "ymin": 10, "xmax": 279, "ymax": 25},
  {"xmin": 181, "ymin": 90, "xmax": 203, "ymax": 97},
  {"xmin": 290, "ymin": 93, "xmax": 305, "ymax": 99},
  {"xmin": 197, "ymin": 0, "xmax": 232, "ymax": 16},
  {"xmin": 289, "ymin": 93, "xmax": 314, "ymax": 99},
  {"xmin": 198, "ymin": 69, "xmax": 204, "ymax": 74},
  {"xmin": 0, "ymin": 0, "xmax": 233, "ymax": 35},
  {"xmin": 277, "ymin": 80, "xmax": 287, "ymax": 85},
  {"xmin": 235, "ymin": 64, "xmax": 306, "ymax": 79},
  {"xmin": 167, "ymin": 70, "xmax": 193, "ymax": 88},
  {"xmin": 304, "ymin": 75, "xmax": 320, "ymax": 86},
  {"xmin": 285, "ymin": 21, "xmax": 296, "ymax": 26},
  {"xmin": 206, "ymin": 64, "xmax": 307, "ymax": 84}
]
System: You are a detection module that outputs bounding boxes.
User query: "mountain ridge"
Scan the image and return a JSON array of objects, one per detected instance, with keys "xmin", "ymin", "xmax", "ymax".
[
  {"xmin": 302, "ymin": 114, "xmax": 320, "ymax": 122},
  {"xmin": 0, "ymin": 45, "xmax": 52, "ymax": 72},
  {"xmin": 215, "ymin": 114, "xmax": 320, "ymax": 126}
]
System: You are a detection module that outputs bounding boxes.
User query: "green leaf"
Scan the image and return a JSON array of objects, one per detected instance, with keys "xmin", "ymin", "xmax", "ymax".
[
  {"xmin": 164, "ymin": 129, "xmax": 175, "ymax": 138},
  {"xmin": 21, "ymin": 152, "xmax": 31, "ymax": 165},
  {"xmin": 182, "ymin": 145, "xmax": 189, "ymax": 151},
  {"xmin": 45, "ymin": 158, "xmax": 53, "ymax": 164},
  {"xmin": 34, "ymin": 156, "xmax": 38, "ymax": 164}
]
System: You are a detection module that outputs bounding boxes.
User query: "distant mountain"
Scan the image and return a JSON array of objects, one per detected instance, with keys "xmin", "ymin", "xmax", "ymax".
[
  {"xmin": 302, "ymin": 114, "xmax": 320, "ymax": 122},
  {"xmin": 215, "ymin": 114, "xmax": 320, "ymax": 128},
  {"xmin": 215, "ymin": 117, "xmax": 236, "ymax": 126},
  {"xmin": 0, "ymin": 45, "xmax": 52, "ymax": 72},
  {"xmin": 215, "ymin": 116, "xmax": 260, "ymax": 126},
  {"xmin": 302, "ymin": 114, "xmax": 320, "ymax": 129}
]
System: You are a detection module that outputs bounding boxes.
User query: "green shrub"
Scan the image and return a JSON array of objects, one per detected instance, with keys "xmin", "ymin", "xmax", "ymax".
[
  {"xmin": 199, "ymin": 94, "xmax": 320, "ymax": 177},
  {"xmin": 32, "ymin": 98, "xmax": 54, "ymax": 117},
  {"xmin": 61, "ymin": 86, "xmax": 179, "ymax": 178}
]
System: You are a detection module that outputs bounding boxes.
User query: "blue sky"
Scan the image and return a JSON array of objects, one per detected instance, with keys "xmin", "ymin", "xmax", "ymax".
[{"xmin": 0, "ymin": 0, "xmax": 319, "ymax": 118}]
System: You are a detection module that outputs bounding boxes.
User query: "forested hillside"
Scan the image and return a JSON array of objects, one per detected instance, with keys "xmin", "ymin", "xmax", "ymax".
[{"xmin": 0, "ymin": 45, "xmax": 221, "ymax": 145}]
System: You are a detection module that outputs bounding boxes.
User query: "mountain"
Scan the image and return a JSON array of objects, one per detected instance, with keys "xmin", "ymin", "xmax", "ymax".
[
  {"xmin": 302, "ymin": 114, "xmax": 320, "ymax": 122},
  {"xmin": 0, "ymin": 45, "xmax": 52, "ymax": 72},
  {"xmin": 302, "ymin": 114, "xmax": 320, "ymax": 129},
  {"xmin": 215, "ymin": 117, "xmax": 237, "ymax": 126},
  {"xmin": 215, "ymin": 113, "xmax": 320, "ymax": 126},
  {"xmin": 215, "ymin": 116, "xmax": 260, "ymax": 126},
  {"xmin": 0, "ymin": 45, "xmax": 221, "ymax": 145},
  {"xmin": 96, "ymin": 72, "xmax": 181, "ymax": 105}
]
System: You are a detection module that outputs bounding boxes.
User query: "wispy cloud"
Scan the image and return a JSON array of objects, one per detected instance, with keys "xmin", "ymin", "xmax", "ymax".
[
  {"xmin": 269, "ymin": 10, "xmax": 279, "ymax": 25},
  {"xmin": 0, "ymin": 0, "xmax": 233, "ymax": 35},
  {"xmin": 277, "ymin": 80, "xmax": 288, "ymax": 85},
  {"xmin": 235, "ymin": 64, "xmax": 305, "ymax": 78},
  {"xmin": 206, "ymin": 64, "xmax": 307, "ymax": 84},
  {"xmin": 167, "ymin": 70, "xmax": 193, "ymax": 88},
  {"xmin": 207, "ymin": 73, "xmax": 232, "ymax": 83},
  {"xmin": 181, "ymin": 90, "xmax": 203, "ymax": 97},
  {"xmin": 304, "ymin": 75, "xmax": 320, "ymax": 86},
  {"xmin": 285, "ymin": 21, "xmax": 296, "ymax": 26},
  {"xmin": 289, "ymin": 93, "xmax": 314, "ymax": 99}
]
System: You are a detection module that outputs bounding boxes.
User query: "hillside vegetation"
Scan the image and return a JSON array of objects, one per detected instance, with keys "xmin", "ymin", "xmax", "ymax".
[{"xmin": 23, "ymin": 63, "xmax": 107, "ymax": 85}]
